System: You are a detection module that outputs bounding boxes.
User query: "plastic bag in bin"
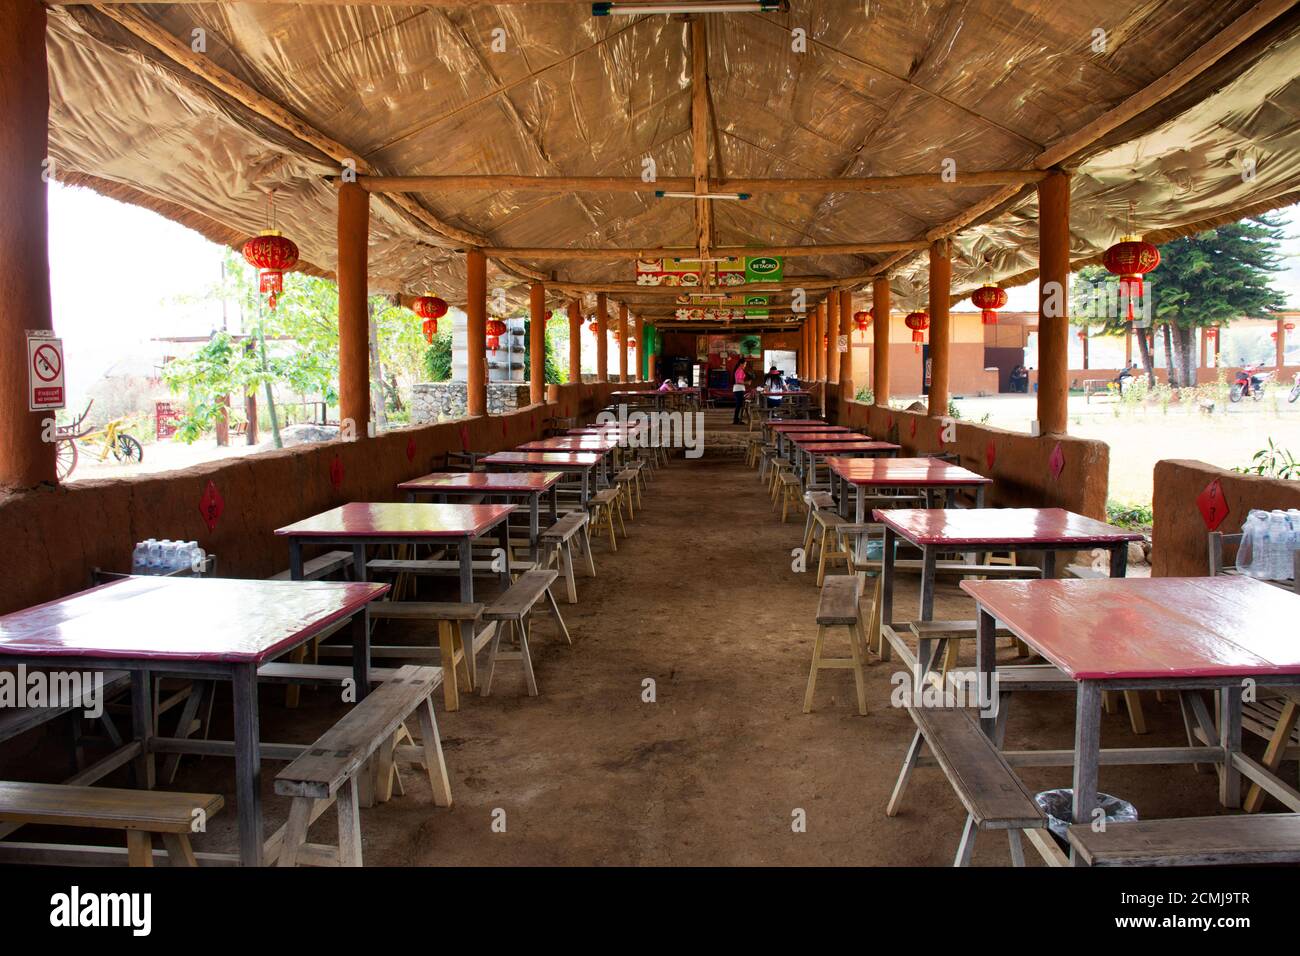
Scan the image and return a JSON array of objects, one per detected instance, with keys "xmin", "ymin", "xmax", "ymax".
[{"xmin": 1034, "ymin": 788, "xmax": 1137, "ymax": 844}]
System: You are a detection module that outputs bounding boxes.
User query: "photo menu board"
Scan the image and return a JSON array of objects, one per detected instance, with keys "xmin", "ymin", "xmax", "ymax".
[{"xmin": 634, "ymin": 255, "xmax": 783, "ymax": 287}]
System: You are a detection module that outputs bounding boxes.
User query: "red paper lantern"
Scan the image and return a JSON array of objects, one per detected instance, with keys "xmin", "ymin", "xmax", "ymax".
[
  {"xmin": 241, "ymin": 230, "xmax": 299, "ymax": 310},
  {"xmin": 628, "ymin": 336, "xmax": 637, "ymax": 348},
  {"xmin": 904, "ymin": 310, "xmax": 929, "ymax": 354},
  {"xmin": 1286, "ymin": 322, "xmax": 1297, "ymax": 331},
  {"xmin": 587, "ymin": 320, "xmax": 600, "ymax": 334},
  {"xmin": 485, "ymin": 319, "xmax": 507, "ymax": 350},
  {"xmin": 414, "ymin": 296, "xmax": 448, "ymax": 321},
  {"xmin": 1102, "ymin": 237, "xmax": 1160, "ymax": 322},
  {"xmin": 853, "ymin": 310, "xmax": 872, "ymax": 336},
  {"xmin": 1205, "ymin": 327, "xmax": 1219, "ymax": 339},
  {"xmin": 970, "ymin": 285, "xmax": 1008, "ymax": 325}
]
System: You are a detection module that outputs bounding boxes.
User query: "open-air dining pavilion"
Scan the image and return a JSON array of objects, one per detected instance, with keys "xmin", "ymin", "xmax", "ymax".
[{"xmin": 3, "ymin": 0, "xmax": 1300, "ymax": 891}]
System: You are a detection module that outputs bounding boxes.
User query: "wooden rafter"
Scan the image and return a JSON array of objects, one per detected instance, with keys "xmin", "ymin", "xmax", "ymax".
[
  {"xmin": 87, "ymin": 3, "xmax": 547, "ymax": 283},
  {"xmin": 690, "ymin": 16, "xmax": 712, "ymax": 262},
  {"xmin": 477, "ymin": 240, "xmax": 925, "ymax": 260},
  {"xmin": 863, "ymin": 0, "xmax": 1300, "ymax": 286}
]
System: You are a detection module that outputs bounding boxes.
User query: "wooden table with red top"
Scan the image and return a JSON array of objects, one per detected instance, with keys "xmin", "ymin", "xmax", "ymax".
[
  {"xmin": 480, "ymin": 450, "xmax": 602, "ymax": 505},
  {"xmin": 795, "ymin": 440, "xmax": 899, "ymax": 485},
  {"xmin": 961, "ymin": 576, "xmax": 1300, "ymax": 839},
  {"xmin": 276, "ymin": 502, "xmax": 514, "ymax": 689},
  {"xmin": 398, "ymin": 470, "xmax": 564, "ymax": 558},
  {"xmin": 828, "ymin": 457, "xmax": 992, "ymax": 521},
  {"xmin": 0, "ymin": 575, "xmax": 388, "ymax": 866},
  {"xmin": 874, "ymin": 507, "xmax": 1144, "ymax": 681},
  {"xmin": 769, "ymin": 421, "xmax": 845, "ymax": 455}
]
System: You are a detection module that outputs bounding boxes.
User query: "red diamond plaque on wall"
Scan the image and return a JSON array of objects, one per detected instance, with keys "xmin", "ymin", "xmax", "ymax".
[
  {"xmin": 985, "ymin": 440, "xmax": 996, "ymax": 472},
  {"xmin": 1048, "ymin": 442, "xmax": 1065, "ymax": 480},
  {"xmin": 198, "ymin": 480, "xmax": 223, "ymax": 533},
  {"xmin": 1197, "ymin": 478, "xmax": 1230, "ymax": 531},
  {"xmin": 405, "ymin": 435, "xmax": 416, "ymax": 463},
  {"xmin": 329, "ymin": 455, "xmax": 344, "ymax": 491}
]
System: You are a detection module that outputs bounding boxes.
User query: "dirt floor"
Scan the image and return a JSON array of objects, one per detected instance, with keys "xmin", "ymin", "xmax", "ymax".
[{"xmin": 25, "ymin": 412, "xmax": 1291, "ymax": 866}]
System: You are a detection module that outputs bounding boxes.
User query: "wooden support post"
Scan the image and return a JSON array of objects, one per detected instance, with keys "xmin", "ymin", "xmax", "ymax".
[
  {"xmin": 1125, "ymin": 326, "xmax": 1132, "ymax": 367},
  {"xmin": 596, "ymin": 293, "xmax": 609, "ymax": 383},
  {"xmin": 826, "ymin": 292, "xmax": 840, "ymax": 385},
  {"xmin": 567, "ymin": 296, "xmax": 581, "ymax": 384},
  {"xmin": 466, "ymin": 248, "xmax": 487, "ymax": 417},
  {"xmin": 529, "ymin": 281, "xmax": 546, "ymax": 405},
  {"xmin": 618, "ymin": 303, "xmax": 629, "ymax": 383},
  {"xmin": 872, "ymin": 275, "xmax": 891, "ymax": 405},
  {"xmin": 816, "ymin": 302, "xmax": 827, "ymax": 382},
  {"xmin": 927, "ymin": 239, "xmax": 951, "ymax": 417},
  {"xmin": 337, "ymin": 182, "xmax": 370, "ymax": 436},
  {"xmin": 1199, "ymin": 327, "xmax": 1207, "ymax": 372},
  {"xmin": 838, "ymin": 289, "xmax": 854, "ymax": 397},
  {"xmin": 1277, "ymin": 318, "xmax": 1286, "ymax": 370},
  {"xmin": 0, "ymin": 0, "xmax": 56, "ymax": 489},
  {"xmin": 1037, "ymin": 170, "xmax": 1071, "ymax": 435}
]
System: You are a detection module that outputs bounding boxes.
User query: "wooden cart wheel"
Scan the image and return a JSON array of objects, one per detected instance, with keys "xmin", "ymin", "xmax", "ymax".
[{"xmin": 56, "ymin": 438, "xmax": 78, "ymax": 479}]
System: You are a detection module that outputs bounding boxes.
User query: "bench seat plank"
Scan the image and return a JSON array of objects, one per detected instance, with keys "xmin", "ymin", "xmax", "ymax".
[
  {"xmin": 275, "ymin": 665, "xmax": 442, "ymax": 800},
  {"xmin": 0, "ymin": 781, "xmax": 222, "ymax": 833},
  {"xmin": 269, "ymin": 550, "xmax": 353, "ymax": 581},
  {"xmin": 816, "ymin": 576, "xmax": 860, "ymax": 625},
  {"xmin": 1068, "ymin": 813, "xmax": 1300, "ymax": 866},
  {"xmin": 907, "ymin": 706, "xmax": 1044, "ymax": 830},
  {"xmin": 484, "ymin": 570, "xmax": 559, "ymax": 622}
]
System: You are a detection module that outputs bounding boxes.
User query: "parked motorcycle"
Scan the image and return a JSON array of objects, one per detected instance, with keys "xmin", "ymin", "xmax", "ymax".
[
  {"xmin": 1289, "ymin": 371, "xmax": 1300, "ymax": 404},
  {"xmin": 1230, "ymin": 364, "xmax": 1272, "ymax": 402}
]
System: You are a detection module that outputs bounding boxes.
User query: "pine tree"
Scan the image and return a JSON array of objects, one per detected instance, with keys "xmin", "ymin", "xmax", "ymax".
[{"xmin": 1073, "ymin": 214, "xmax": 1288, "ymax": 386}]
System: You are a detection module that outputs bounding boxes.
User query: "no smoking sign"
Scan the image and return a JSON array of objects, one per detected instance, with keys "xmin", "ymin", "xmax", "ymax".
[{"xmin": 27, "ymin": 331, "xmax": 65, "ymax": 411}]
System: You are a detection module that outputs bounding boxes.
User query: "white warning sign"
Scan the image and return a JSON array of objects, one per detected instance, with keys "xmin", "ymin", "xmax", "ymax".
[{"xmin": 27, "ymin": 331, "xmax": 65, "ymax": 411}]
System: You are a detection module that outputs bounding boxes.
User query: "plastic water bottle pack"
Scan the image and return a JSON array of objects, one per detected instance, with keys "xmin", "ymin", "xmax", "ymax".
[
  {"xmin": 1236, "ymin": 508, "xmax": 1300, "ymax": 581},
  {"xmin": 131, "ymin": 538, "xmax": 207, "ymax": 576}
]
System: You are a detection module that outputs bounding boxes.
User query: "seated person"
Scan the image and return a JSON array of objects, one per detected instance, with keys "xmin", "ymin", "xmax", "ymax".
[{"xmin": 763, "ymin": 366, "xmax": 785, "ymax": 406}]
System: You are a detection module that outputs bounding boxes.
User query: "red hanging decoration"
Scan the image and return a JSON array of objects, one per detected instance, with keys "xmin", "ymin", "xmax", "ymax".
[
  {"xmin": 587, "ymin": 320, "xmax": 600, "ymax": 335},
  {"xmin": 485, "ymin": 319, "xmax": 507, "ymax": 350},
  {"xmin": 853, "ymin": 310, "xmax": 872, "ymax": 338},
  {"xmin": 970, "ymin": 285, "xmax": 1007, "ymax": 326},
  {"xmin": 1197, "ymin": 478, "xmax": 1230, "ymax": 531},
  {"xmin": 198, "ymin": 480, "xmax": 224, "ymax": 533},
  {"xmin": 241, "ymin": 231, "xmax": 299, "ymax": 310},
  {"xmin": 414, "ymin": 295, "xmax": 447, "ymax": 341},
  {"xmin": 421, "ymin": 318, "xmax": 437, "ymax": 344},
  {"xmin": 1102, "ymin": 236, "xmax": 1160, "ymax": 322},
  {"xmin": 904, "ymin": 311, "xmax": 929, "ymax": 354},
  {"xmin": 628, "ymin": 336, "xmax": 637, "ymax": 348},
  {"xmin": 329, "ymin": 455, "xmax": 344, "ymax": 492}
]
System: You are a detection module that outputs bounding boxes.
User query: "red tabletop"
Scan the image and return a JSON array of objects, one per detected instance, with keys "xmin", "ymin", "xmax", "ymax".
[
  {"xmin": 481, "ymin": 450, "xmax": 601, "ymax": 467},
  {"xmin": 828, "ymin": 457, "xmax": 992, "ymax": 487},
  {"xmin": 875, "ymin": 508, "xmax": 1143, "ymax": 548},
  {"xmin": 771, "ymin": 421, "xmax": 837, "ymax": 431},
  {"xmin": 801, "ymin": 441, "xmax": 898, "ymax": 454},
  {"xmin": 398, "ymin": 471, "xmax": 564, "ymax": 494},
  {"xmin": 275, "ymin": 502, "xmax": 515, "ymax": 539},
  {"xmin": 517, "ymin": 438, "xmax": 618, "ymax": 451},
  {"xmin": 759, "ymin": 390, "xmax": 811, "ymax": 396},
  {"xmin": 961, "ymin": 576, "xmax": 1300, "ymax": 680},
  {"xmin": 0, "ymin": 576, "xmax": 387, "ymax": 664},
  {"xmin": 789, "ymin": 432, "xmax": 868, "ymax": 444}
]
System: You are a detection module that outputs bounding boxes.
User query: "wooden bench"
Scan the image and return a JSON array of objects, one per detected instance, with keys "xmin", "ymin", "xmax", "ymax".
[
  {"xmin": 481, "ymin": 570, "xmax": 570, "ymax": 697},
  {"xmin": 887, "ymin": 705, "xmax": 1045, "ymax": 866},
  {"xmin": 614, "ymin": 467, "xmax": 641, "ymax": 518},
  {"xmin": 1067, "ymin": 813, "xmax": 1300, "ymax": 866},
  {"xmin": 269, "ymin": 549, "xmax": 354, "ymax": 581},
  {"xmin": 0, "ymin": 670, "xmax": 130, "ymax": 755},
  {"xmin": 539, "ymin": 511, "xmax": 594, "ymax": 604},
  {"xmin": 805, "ymin": 576, "xmax": 867, "ymax": 716},
  {"xmin": 588, "ymin": 488, "xmax": 624, "ymax": 552},
  {"xmin": 274, "ymin": 665, "xmax": 451, "ymax": 867},
  {"xmin": 365, "ymin": 602, "xmax": 483, "ymax": 710},
  {"xmin": 366, "ymin": 557, "xmax": 535, "ymax": 579},
  {"xmin": 0, "ymin": 781, "xmax": 223, "ymax": 867}
]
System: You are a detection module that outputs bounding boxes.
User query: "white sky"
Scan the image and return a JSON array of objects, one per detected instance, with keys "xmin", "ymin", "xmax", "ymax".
[{"xmin": 48, "ymin": 182, "xmax": 1300, "ymax": 401}]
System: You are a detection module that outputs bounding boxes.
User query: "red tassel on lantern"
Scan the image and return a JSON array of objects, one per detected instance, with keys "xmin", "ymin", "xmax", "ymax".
[
  {"xmin": 970, "ymin": 285, "xmax": 1007, "ymax": 326},
  {"xmin": 422, "ymin": 318, "xmax": 437, "ymax": 344},
  {"xmin": 1102, "ymin": 237, "xmax": 1160, "ymax": 322}
]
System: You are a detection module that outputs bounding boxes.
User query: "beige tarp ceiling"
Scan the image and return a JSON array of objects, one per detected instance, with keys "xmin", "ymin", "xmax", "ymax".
[{"xmin": 43, "ymin": 1, "xmax": 1300, "ymax": 316}]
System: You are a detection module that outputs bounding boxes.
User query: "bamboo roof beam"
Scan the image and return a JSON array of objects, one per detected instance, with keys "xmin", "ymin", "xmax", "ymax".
[
  {"xmin": 350, "ymin": 170, "xmax": 1044, "ymax": 194},
  {"xmin": 89, "ymin": 3, "xmax": 546, "ymax": 283},
  {"xmin": 475, "ymin": 240, "xmax": 926, "ymax": 260},
  {"xmin": 690, "ymin": 16, "xmax": 712, "ymax": 261}
]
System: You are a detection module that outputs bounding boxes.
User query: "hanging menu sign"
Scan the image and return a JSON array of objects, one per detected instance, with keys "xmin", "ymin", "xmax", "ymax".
[{"xmin": 636, "ymin": 255, "xmax": 784, "ymax": 288}]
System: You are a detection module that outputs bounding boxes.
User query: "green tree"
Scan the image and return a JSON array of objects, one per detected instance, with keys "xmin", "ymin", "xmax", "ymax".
[
  {"xmin": 522, "ymin": 312, "xmax": 568, "ymax": 385},
  {"xmin": 1073, "ymin": 215, "xmax": 1287, "ymax": 387},
  {"xmin": 423, "ymin": 326, "xmax": 453, "ymax": 381}
]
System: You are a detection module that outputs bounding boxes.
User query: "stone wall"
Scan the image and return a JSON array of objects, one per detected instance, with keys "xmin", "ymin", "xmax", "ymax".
[{"xmin": 411, "ymin": 381, "xmax": 532, "ymax": 422}]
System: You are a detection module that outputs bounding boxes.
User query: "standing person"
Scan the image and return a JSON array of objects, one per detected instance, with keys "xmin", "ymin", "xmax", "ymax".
[{"xmin": 732, "ymin": 356, "xmax": 750, "ymax": 424}]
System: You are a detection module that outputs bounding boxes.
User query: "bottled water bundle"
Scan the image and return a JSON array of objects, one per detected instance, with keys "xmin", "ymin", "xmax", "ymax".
[
  {"xmin": 1236, "ymin": 509, "xmax": 1300, "ymax": 581},
  {"xmin": 131, "ymin": 539, "xmax": 207, "ymax": 576}
]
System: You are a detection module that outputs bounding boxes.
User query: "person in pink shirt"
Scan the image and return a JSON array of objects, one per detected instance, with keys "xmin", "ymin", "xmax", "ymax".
[{"xmin": 731, "ymin": 356, "xmax": 750, "ymax": 424}]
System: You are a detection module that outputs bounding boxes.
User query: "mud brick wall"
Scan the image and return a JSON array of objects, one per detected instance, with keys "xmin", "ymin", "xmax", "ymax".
[
  {"xmin": 1151, "ymin": 458, "xmax": 1300, "ymax": 577},
  {"xmin": 0, "ymin": 382, "xmax": 625, "ymax": 615}
]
